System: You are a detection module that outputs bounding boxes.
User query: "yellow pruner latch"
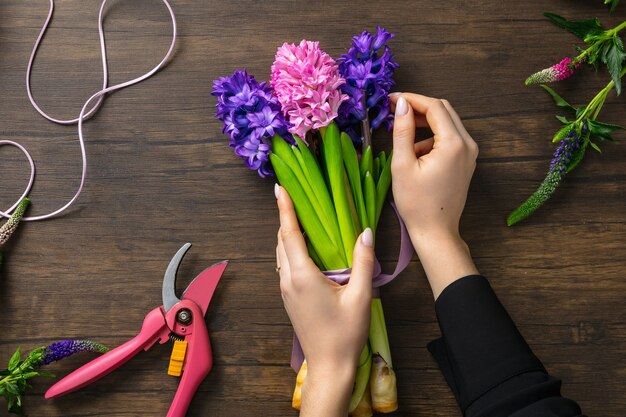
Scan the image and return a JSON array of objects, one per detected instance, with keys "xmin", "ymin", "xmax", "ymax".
[{"xmin": 168, "ymin": 340, "xmax": 188, "ymax": 377}]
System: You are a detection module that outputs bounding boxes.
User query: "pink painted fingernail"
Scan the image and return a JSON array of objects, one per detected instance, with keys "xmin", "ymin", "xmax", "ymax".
[
  {"xmin": 389, "ymin": 92, "xmax": 401, "ymax": 98},
  {"xmin": 362, "ymin": 228, "xmax": 373, "ymax": 247},
  {"xmin": 274, "ymin": 183, "xmax": 280, "ymax": 199},
  {"xmin": 395, "ymin": 96, "xmax": 408, "ymax": 116}
]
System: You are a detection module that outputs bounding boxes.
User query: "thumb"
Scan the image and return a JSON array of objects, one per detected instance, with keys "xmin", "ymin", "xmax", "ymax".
[{"xmin": 347, "ymin": 228, "xmax": 375, "ymax": 298}]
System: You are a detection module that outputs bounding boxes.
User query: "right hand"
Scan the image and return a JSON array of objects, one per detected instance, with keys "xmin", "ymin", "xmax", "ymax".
[{"xmin": 390, "ymin": 93, "xmax": 480, "ymax": 298}]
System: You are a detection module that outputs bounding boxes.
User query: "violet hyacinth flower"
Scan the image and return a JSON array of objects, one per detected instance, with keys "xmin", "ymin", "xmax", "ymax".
[
  {"xmin": 525, "ymin": 57, "xmax": 580, "ymax": 86},
  {"xmin": 271, "ymin": 40, "xmax": 348, "ymax": 140},
  {"xmin": 39, "ymin": 340, "xmax": 109, "ymax": 366},
  {"xmin": 212, "ymin": 70, "xmax": 292, "ymax": 177},
  {"xmin": 337, "ymin": 27, "xmax": 399, "ymax": 144}
]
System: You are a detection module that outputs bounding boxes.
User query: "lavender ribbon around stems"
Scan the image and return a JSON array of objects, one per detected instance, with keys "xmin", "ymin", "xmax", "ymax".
[{"xmin": 290, "ymin": 203, "xmax": 414, "ymax": 371}]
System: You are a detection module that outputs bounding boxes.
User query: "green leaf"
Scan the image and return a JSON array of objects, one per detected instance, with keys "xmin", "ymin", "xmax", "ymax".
[
  {"xmin": 552, "ymin": 123, "xmax": 574, "ymax": 143},
  {"xmin": 601, "ymin": 36, "xmax": 625, "ymax": 95},
  {"xmin": 587, "ymin": 119, "xmax": 623, "ymax": 141},
  {"xmin": 7, "ymin": 347, "xmax": 21, "ymax": 372},
  {"xmin": 540, "ymin": 85, "xmax": 576, "ymax": 113},
  {"xmin": 375, "ymin": 151, "xmax": 393, "ymax": 227},
  {"xmin": 340, "ymin": 132, "xmax": 368, "ymax": 231},
  {"xmin": 364, "ymin": 172, "xmax": 376, "ymax": 236},
  {"xmin": 555, "ymin": 115, "xmax": 571, "ymax": 124},
  {"xmin": 323, "ymin": 123, "xmax": 359, "ymax": 265},
  {"xmin": 4, "ymin": 382, "xmax": 19, "ymax": 396},
  {"xmin": 360, "ymin": 146, "xmax": 373, "ymax": 180},
  {"xmin": 543, "ymin": 12, "xmax": 604, "ymax": 40},
  {"xmin": 590, "ymin": 141, "xmax": 603, "ymax": 152},
  {"xmin": 270, "ymin": 154, "xmax": 345, "ymax": 270}
]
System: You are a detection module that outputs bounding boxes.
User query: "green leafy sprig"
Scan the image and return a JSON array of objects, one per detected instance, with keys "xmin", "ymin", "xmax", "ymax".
[
  {"xmin": 1, "ymin": 341, "xmax": 109, "ymax": 415},
  {"xmin": 0, "ymin": 347, "xmax": 53, "ymax": 414},
  {"xmin": 508, "ymin": 67, "xmax": 626, "ymax": 225},
  {"xmin": 544, "ymin": 12, "xmax": 626, "ymax": 94}
]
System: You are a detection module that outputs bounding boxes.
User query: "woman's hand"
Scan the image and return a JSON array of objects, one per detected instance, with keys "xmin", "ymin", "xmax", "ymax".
[
  {"xmin": 275, "ymin": 184, "xmax": 375, "ymax": 416},
  {"xmin": 390, "ymin": 93, "xmax": 480, "ymax": 298}
]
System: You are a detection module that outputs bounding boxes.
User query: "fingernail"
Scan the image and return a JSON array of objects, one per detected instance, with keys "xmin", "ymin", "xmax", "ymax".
[
  {"xmin": 274, "ymin": 183, "xmax": 281, "ymax": 199},
  {"xmin": 362, "ymin": 228, "xmax": 373, "ymax": 247},
  {"xmin": 395, "ymin": 96, "xmax": 408, "ymax": 116},
  {"xmin": 389, "ymin": 92, "xmax": 401, "ymax": 98}
]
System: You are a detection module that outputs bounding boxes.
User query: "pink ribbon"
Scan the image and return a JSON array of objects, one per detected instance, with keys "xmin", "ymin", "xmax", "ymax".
[{"xmin": 290, "ymin": 203, "xmax": 414, "ymax": 371}]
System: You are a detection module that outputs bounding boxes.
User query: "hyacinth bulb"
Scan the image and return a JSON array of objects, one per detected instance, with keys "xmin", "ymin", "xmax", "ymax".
[
  {"xmin": 370, "ymin": 354, "xmax": 398, "ymax": 413},
  {"xmin": 350, "ymin": 387, "xmax": 373, "ymax": 417},
  {"xmin": 291, "ymin": 360, "xmax": 307, "ymax": 410}
]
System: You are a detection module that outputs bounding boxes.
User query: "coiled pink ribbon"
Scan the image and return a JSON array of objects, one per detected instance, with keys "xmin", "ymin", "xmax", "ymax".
[
  {"xmin": 0, "ymin": 0, "xmax": 177, "ymax": 221},
  {"xmin": 290, "ymin": 203, "xmax": 414, "ymax": 371}
]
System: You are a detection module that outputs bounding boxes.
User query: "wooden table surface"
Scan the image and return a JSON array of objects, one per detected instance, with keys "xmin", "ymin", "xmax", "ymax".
[{"xmin": 1, "ymin": 1, "xmax": 624, "ymax": 416}]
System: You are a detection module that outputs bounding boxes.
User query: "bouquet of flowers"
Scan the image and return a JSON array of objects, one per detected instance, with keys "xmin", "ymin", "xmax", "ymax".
[{"xmin": 212, "ymin": 27, "xmax": 411, "ymax": 416}]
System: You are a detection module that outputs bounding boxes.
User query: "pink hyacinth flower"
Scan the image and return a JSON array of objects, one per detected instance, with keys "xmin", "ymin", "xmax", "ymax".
[
  {"xmin": 271, "ymin": 40, "xmax": 349, "ymax": 140},
  {"xmin": 525, "ymin": 57, "xmax": 580, "ymax": 86}
]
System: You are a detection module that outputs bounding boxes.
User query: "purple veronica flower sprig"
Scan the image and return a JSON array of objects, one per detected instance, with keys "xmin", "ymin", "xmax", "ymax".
[
  {"xmin": 507, "ymin": 127, "xmax": 585, "ymax": 226},
  {"xmin": 212, "ymin": 70, "xmax": 292, "ymax": 177},
  {"xmin": 1, "ymin": 340, "xmax": 109, "ymax": 414},
  {"xmin": 337, "ymin": 27, "xmax": 399, "ymax": 144},
  {"xmin": 39, "ymin": 340, "xmax": 109, "ymax": 366}
]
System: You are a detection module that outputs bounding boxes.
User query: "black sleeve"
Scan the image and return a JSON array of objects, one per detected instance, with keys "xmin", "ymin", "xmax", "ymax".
[{"xmin": 427, "ymin": 275, "xmax": 585, "ymax": 417}]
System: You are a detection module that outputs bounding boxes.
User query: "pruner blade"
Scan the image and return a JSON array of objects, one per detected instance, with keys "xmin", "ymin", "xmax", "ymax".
[{"xmin": 162, "ymin": 243, "xmax": 191, "ymax": 312}]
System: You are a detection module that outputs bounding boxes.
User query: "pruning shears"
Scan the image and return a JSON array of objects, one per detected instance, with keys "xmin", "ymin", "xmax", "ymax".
[{"xmin": 45, "ymin": 243, "xmax": 228, "ymax": 417}]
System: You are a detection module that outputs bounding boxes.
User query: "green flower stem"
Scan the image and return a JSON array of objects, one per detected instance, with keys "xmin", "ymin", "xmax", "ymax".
[
  {"xmin": 323, "ymin": 123, "xmax": 358, "ymax": 266},
  {"xmin": 348, "ymin": 342, "xmax": 372, "ymax": 412},
  {"xmin": 341, "ymin": 132, "xmax": 369, "ymax": 231},
  {"xmin": 369, "ymin": 298, "xmax": 393, "ymax": 368},
  {"xmin": 578, "ymin": 66, "xmax": 626, "ymax": 123}
]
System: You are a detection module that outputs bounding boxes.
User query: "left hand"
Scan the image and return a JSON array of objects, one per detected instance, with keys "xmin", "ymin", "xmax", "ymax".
[{"xmin": 275, "ymin": 184, "xmax": 375, "ymax": 416}]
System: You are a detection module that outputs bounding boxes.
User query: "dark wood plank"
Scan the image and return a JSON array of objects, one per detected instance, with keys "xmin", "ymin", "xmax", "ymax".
[{"xmin": 1, "ymin": 0, "xmax": 624, "ymax": 416}]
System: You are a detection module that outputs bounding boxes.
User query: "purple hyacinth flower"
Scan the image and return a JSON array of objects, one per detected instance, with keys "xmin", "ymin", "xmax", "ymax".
[
  {"xmin": 337, "ymin": 27, "xmax": 399, "ymax": 143},
  {"xmin": 40, "ymin": 340, "xmax": 109, "ymax": 366},
  {"xmin": 212, "ymin": 69, "xmax": 292, "ymax": 177}
]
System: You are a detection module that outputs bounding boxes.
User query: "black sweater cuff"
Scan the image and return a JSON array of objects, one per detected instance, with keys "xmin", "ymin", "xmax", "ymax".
[{"xmin": 427, "ymin": 275, "xmax": 545, "ymax": 412}]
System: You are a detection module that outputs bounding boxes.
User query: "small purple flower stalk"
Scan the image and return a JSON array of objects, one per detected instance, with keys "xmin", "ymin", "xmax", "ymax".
[
  {"xmin": 39, "ymin": 340, "xmax": 109, "ymax": 366},
  {"xmin": 507, "ymin": 127, "xmax": 585, "ymax": 225},
  {"xmin": 337, "ymin": 27, "xmax": 399, "ymax": 146},
  {"xmin": 525, "ymin": 57, "xmax": 580, "ymax": 86},
  {"xmin": 212, "ymin": 70, "xmax": 292, "ymax": 177}
]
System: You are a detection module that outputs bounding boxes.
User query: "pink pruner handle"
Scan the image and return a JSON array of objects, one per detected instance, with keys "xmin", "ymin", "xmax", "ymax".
[
  {"xmin": 165, "ymin": 300, "xmax": 213, "ymax": 417},
  {"xmin": 45, "ymin": 307, "xmax": 170, "ymax": 399}
]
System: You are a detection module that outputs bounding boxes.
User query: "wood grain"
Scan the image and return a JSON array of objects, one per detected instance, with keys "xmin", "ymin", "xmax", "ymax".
[{"xmin": 0, "ymin": 0, "xmax": 624, "ymax": 416}]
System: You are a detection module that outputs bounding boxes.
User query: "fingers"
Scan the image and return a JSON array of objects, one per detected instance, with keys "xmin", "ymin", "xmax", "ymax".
[
  {"xmin": 391, "ymin": 93, "xmax": 463, "ymax": 145},
  {"xmin": 414, "ymin": 138, "xmax": 435, "ymax": 158},
  {"xmin": 276, "ymin": 230, "xmax": 291, "ymax": 288},
  {"xmin": 440, "ymin": 100, "xmax": 470, "ymax": 143},
  {"xmin": 392, "ymin": 96, "xmax": 417, "ymax": 166},
  {"xmin": 275, "ymin": 185, "xmax": 313, "ymax": 271},
  {"xmin": 346, "ymin": 228, "xmax": 375, "ymax": 299}
]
